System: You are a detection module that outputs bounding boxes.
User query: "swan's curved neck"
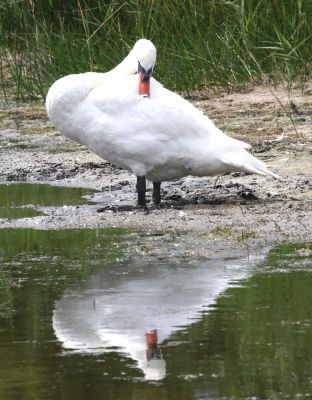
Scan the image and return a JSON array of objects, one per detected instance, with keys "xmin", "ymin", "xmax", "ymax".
[{"xmin": 110, "ymin": 51, "xmax": 137, "ymax": 76}]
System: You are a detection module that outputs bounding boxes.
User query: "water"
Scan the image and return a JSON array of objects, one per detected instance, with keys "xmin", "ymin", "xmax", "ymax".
[
  {"xmin": 0, "ymin": 183, "xmax": 95, "ymax": 219},
  {"xmin": 0, "ymin": 224, "xmax": 312, "ymax": 399}
]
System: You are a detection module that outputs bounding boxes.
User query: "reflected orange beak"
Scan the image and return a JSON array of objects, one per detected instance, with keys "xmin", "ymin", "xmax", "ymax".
[{"xmin": 146, "ymin": 329, "xmax": 158, "ymax": 360}]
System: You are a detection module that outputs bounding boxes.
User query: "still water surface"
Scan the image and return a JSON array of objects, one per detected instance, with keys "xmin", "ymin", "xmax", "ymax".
[
  {"xmin": 0, "ymin": 183, "xmax": 94, "ymax": 218},
  {"xmin": 0, "ymin": 228, "xmax": 312, "ymax": 399}
]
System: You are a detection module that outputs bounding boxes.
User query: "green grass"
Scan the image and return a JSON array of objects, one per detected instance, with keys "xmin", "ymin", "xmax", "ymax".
[{"xmin": 1, "ymin": 0, "xmax": 312, "ymax": 99}]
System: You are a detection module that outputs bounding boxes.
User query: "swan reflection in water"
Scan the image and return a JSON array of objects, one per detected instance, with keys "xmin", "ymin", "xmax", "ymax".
[{"xmin": 53, "ymin": 255, "xmax": 252, "ymax": 380}]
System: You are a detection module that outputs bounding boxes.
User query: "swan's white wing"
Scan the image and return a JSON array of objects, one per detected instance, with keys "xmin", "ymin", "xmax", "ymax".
[
  {"xmin": 80, "ymin": 76, "xmax": 253, "ymax": 178},
  {"xmin": 47, "ymin": 73, "xmax": 277, "ymax": 180}
]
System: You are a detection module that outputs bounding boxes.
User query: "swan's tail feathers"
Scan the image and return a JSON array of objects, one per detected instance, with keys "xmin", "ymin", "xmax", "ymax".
[
  {"xmin": 231, "ymin": 137, "xmax": 252, "ymax": 150},
  {"xmin": 221, "ymin": 151, "xmax": 281, "ymax": 179},
  {"xmin": 246, "ymin": 163, "xmax": 281, "ymax": 179}
]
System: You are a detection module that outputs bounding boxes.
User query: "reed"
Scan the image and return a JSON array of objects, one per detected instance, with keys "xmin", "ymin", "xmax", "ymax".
[{"xmin": 1, "ymin": 0, "xmax": 311, "ymax": 99}]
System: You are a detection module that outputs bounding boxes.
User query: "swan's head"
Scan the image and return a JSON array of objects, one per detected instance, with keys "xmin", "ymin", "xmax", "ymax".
[
  {"xmin": 131, "ymin": 39, "xmax": 157, "ymax": 78},
  {"xmin": 111, "ymin": 39, "xmax": 156, "ymax": 96},
  {"xmin": 113, "ymin": 38, "xmax": 156, "ymax": 79},
  {"xmin": 131, "ymin": 39, "xmax": 156, "ymax": 97}
]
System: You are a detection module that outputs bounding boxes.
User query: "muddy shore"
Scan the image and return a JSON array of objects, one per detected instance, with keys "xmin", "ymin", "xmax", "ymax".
[{"xmin": 0, "ymin": 83, "xmax": 311, "ymax": 255}]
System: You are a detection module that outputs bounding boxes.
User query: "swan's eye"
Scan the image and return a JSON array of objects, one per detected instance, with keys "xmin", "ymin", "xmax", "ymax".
[{"xmin": 138, "ymin": 61, "xmax": 144, "ymax": 74}]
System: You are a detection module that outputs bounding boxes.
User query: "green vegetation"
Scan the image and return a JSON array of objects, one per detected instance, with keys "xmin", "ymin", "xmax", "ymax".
[{"xmin": 1, "ymin": 0, "xmax": 312, "ymax": 99}]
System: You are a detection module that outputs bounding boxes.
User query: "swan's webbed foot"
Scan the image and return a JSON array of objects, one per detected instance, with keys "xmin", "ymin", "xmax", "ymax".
[
  {"xmin": 136, "ymin": 176, "xmax": 147, "ymax": 208},
  {"xmin": 152, "ymin": 181, "xmax": 161, "ymax": 205}
]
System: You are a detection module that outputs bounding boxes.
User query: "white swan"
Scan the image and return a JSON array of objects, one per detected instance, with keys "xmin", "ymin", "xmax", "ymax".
[{"xmin": 46, "ymin": 39, "xmax": 278, "ymax": 207}]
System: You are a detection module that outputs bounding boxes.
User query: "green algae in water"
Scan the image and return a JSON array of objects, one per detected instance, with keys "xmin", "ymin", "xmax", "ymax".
[
  {"xmin": 167, "ymin": 242, "xmax": 312, "ymax": 399},
  {"xmin": 0, "ymin": 206, "xmax": 45, "ymax": 219},
  {"xmin": 0, "ymin": 235, "xmax": 312, "ymax": 400},
  {"xmin": 0, "ymin": 228, "xmax": 129, "ymax": 398},
  {"xmin": 0, "ymin": 183, "xmax": 95, "ymax": 207},
  {"xmin": 0, "ymin": 228, "xmax": 126, "ymax": 317},
  {"xmin": 0, "ymin": 183, "xmax": 97, "ymax": 219}
]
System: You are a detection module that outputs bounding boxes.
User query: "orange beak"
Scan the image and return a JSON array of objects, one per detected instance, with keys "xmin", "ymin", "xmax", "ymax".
[{"xmin": 139, "ymin": 72, "xmax": 150, "ymax": 97}]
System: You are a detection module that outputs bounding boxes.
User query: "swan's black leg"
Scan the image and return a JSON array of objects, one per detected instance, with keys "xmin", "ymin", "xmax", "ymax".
[
  {"xmin": 136, "ymin": 176, "xmax": 146, "ymax": 207},
  {"xmin": 152, "ymin": 182, "xmax": 161, "ymax": 205}
]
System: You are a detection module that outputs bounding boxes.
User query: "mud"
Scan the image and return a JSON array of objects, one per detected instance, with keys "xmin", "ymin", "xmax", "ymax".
[{"xmin": 0, "ymin": 83, "xmax": 311, "ymax": 255}]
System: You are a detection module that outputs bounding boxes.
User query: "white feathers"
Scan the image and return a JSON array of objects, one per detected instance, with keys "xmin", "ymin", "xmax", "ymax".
[{"xmin": 46, "ymin": 39, "xmax": 279, "ymax": 182}]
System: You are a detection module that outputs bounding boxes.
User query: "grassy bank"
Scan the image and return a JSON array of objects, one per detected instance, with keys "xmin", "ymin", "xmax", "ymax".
[{"xmin": 1, "ymin": 0, "xmax": 311, "ymax": 99}]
